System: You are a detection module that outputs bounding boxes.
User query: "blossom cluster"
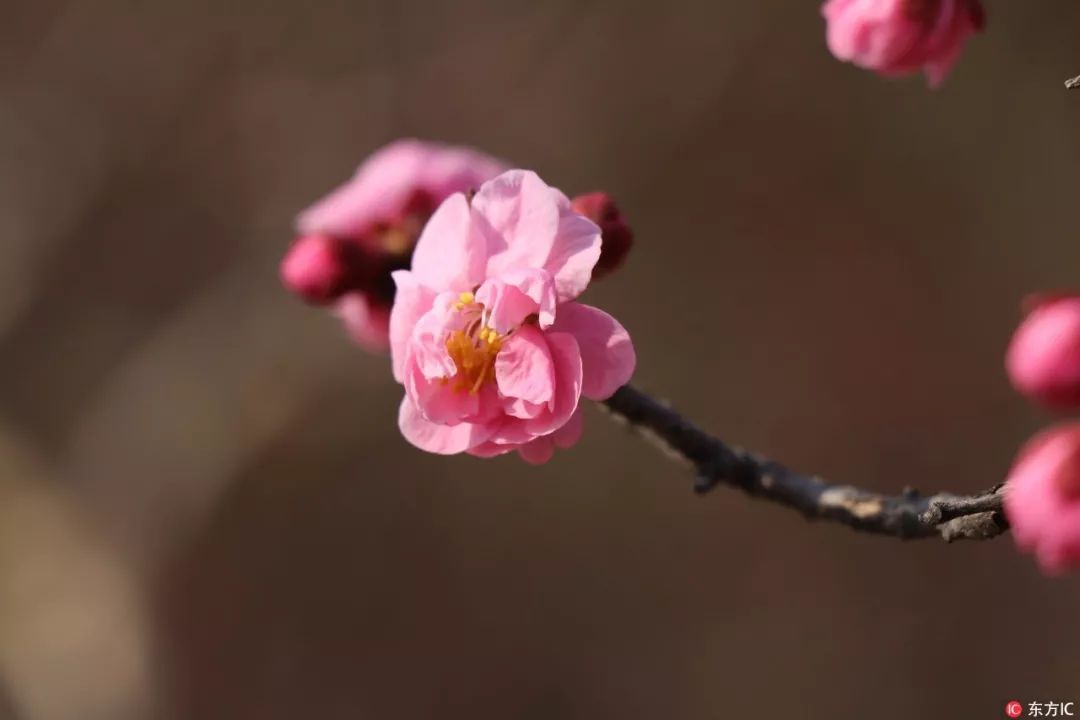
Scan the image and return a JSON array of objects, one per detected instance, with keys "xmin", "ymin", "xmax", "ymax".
[
  {"xmin": 281, "ymin": 141, "xmax": 635, "ymax": 463},
  {"xmin": 1005, "ymin": 297, "xmax": 1080, "ymax": 574},
  {"xmin": 280, "ymin": 2, "xmax": 1070, "ymax": 580}
]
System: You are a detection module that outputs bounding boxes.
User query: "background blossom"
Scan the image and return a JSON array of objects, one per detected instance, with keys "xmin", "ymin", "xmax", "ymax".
[
  {"xmin": 282, "ymin": 139, "xmax": 508, "ymax": 349},
  {"xmin": 822, "ymin": 0, "xmax": 984, "ymax": 86}
]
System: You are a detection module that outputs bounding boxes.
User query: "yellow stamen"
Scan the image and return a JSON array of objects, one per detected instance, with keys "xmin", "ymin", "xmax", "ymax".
[
  {"xmin": 453, "ymin": 291, "xmax": 476, "ymax": 311},
  {"xmin": 444, "ymin": 324, "xmax": 504, "ymax": 394}
]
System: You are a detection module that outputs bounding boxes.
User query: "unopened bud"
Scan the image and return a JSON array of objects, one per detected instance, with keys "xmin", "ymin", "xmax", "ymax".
[
  {"xmin": 1006, "ymin": 295, "xmax": 1080, "ymax": 410},
  {"xmin": 1004, "ymin": 422, "xmax": 1080, "ymax": 574},
  {"xmin": 280, "ymin": 234, "xmax": 353, "ymax": 305},
  {"xmin": 571, "ymin": 192, "xmax": 633, "ymax": 279}
]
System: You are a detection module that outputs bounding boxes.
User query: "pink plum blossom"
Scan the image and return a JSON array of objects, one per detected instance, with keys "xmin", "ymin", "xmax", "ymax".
[
  {"xmin": 1006, "ymin": 295, "xmax": 1080, "ymax": 410},
  {"xmin": 1005, "ymin": 423, "xmax": 1080, "ymax": 575},
  {"xmin": 822, "ymin": 0, "xmax": 985, "ymax": 87},
  {"xmin": 390, "ymin": 170, "xmax": 636, "ymax": 464},
  {"xmin": 281, "ymin": 139, "xmax": 508, "ymax": 350}
]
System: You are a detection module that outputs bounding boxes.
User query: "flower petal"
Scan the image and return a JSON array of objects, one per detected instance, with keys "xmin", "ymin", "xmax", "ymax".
[
  {"xmin": 545, "ymin": 202, "xmax": 602, "ymax": 303},
  {"xmin": 526, "ymin": 331, "xmax": 582, "ymax": 436},
  {"xmin": 467, "ymin": 440, "xmax": 516, "ymax": 459},
  {"xmin": 296, "ymin": 140, "xmax": 431, "ymax": 237},
  {"xmin": 475, "ymin": 170, "xmax": 561, "ymax": 278},
  {"xmin": 502, "ymin": 397, "xmax": 547, "ymax": 420},
  {"xmin": 476, "ymin": 284, "xmax": 537, "ymax": 336},
  {"xmin": 418, "ymin": 143, "xmax": 510, "ymax": 196},
  {"xmin": 488, "ymin": 330, "xmax": 583, "ymax": 446},
  {"xmin": 408, "ymin": 292, "xmax": 462, "ymax": 379},
  {"xmin": 475, "ymin": 268, "xmax": 557, "ymax": 333},
  {"xmin": 495, "ymin": 324, "xmax": 555, "ymax": 407},
  {"xmin": 406, "ymin": 357, "xmax": 479, "ymax": 425},
  {"xmin": 410, "ymin": 193, "xmax": 486, "ymax": 292},
  {"xmin": 388, "ymin": 271, "xmax": 435, "ymax": 382},
  {"xmin": 473, "ymin": 171, "xmax": 601, "ymax": 303},
  {"xmin": 551, "ymin": 302, "xmax": 635, "ymax": 400},
  {"xmin": 398, "ymin": 396, "xmax": 493, "ymax": 455},
  {"xmin": 296, "ymin": 139, "xmax": 508, "ymax": 238},
  {"xmin": 514, "ymin": 407, "xmax": 585, "ymax": 465}
]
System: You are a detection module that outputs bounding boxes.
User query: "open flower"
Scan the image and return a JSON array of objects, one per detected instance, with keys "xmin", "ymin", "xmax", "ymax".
[
  {"xmin": 390, "ymin": 170, "xmax": 636, "ymax": 463},
  {"xmin": 822, "ymin": 0, "xmax": 984, "ymax": 87},
  {"xmin": 281, "ymin": 139, "xmax": 508, "ymax": 349},
  {"xmin": 1005, "ymin": 423, "xmax": 1080, "ymax": 575}
]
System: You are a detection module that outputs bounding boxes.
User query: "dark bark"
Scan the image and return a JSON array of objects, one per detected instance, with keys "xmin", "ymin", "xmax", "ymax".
[{"xmin": 599, "ymin": 385, "xmax": 1008, "ymax": 542}]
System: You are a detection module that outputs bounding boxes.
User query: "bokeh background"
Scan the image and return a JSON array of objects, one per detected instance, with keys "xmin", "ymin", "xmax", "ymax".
[{"xmin": 2, "ymin": 1, "xmax": 1080, "ymax": 718}]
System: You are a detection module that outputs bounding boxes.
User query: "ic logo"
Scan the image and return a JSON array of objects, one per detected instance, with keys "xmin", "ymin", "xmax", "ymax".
[{"xmin": 1010, "ymin": 700, "xmax": 1077, "ymax": 717}]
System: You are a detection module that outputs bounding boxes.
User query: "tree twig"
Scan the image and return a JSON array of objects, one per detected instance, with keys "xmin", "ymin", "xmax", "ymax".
[
  {"xmin": 1065, "ymin": 74, "xmax": 1080, "ymax": 89},
  {"xmin": 599, "ymin": 385, "xmax": 1008, "ymax": 542}
]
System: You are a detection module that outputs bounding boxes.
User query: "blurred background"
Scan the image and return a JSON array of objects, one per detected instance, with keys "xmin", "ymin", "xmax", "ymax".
[{"xmin": 2, "ymin": 1, "xmax": 1080, "ymax": 718}]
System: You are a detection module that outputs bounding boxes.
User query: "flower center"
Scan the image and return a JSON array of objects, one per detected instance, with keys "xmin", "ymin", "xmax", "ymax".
[
  {"xmin": 327, "ymin": 189, "xmax": 438, "ymax": 308},
  {"xmin": 444, "ymin": 292, "xmax": 505, "ymax": 394},
  {"xmin": 369, "ymin": 189, "xmax": 438, "ymax": 256}
]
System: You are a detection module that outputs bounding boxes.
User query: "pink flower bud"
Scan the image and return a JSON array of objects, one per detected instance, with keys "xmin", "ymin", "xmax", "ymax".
[
  {"xmin": 822, "ymin": 0, "xmax": 984, "ymax": 87},
  {"xmin": 1006, "ymin": 296, "xmax": 1080, "ymax": 410},
  {"xmin": 280, "ymin": 234, "xmax": 352, "ymax": 305},
  {"xmin": 570, "ymin": 192, "xmax": 633, "ymax": 279},
  {"xmin": 1004, "ymin": 423, "xmax": 1080, "ymax": 575},
  {"xmin": 1021, "ymin": 291, "xmax": 1077, "ymax": 315}
]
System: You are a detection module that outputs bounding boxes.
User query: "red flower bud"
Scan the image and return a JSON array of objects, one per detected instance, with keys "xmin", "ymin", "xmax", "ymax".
[
  {"xmin": 571, "ymin": 192, "xmax": 633, "ymax": 280},
  {"xmin": 280, "ymin": 234, "xmax": 390, "ymax": 305},
  {"xmin": 280, "ymin": 234, "xmax": 352, "ymax": 305}
]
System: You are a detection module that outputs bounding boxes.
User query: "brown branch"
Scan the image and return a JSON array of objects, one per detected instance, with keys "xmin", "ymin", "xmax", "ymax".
[
  {"xmin": 599, "ymin": 384, "xmax": 1008, "ymax": 542},
  {"xmin": 1065, "ymin": 74, "xmax": 1080, "ymax": 89}
]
